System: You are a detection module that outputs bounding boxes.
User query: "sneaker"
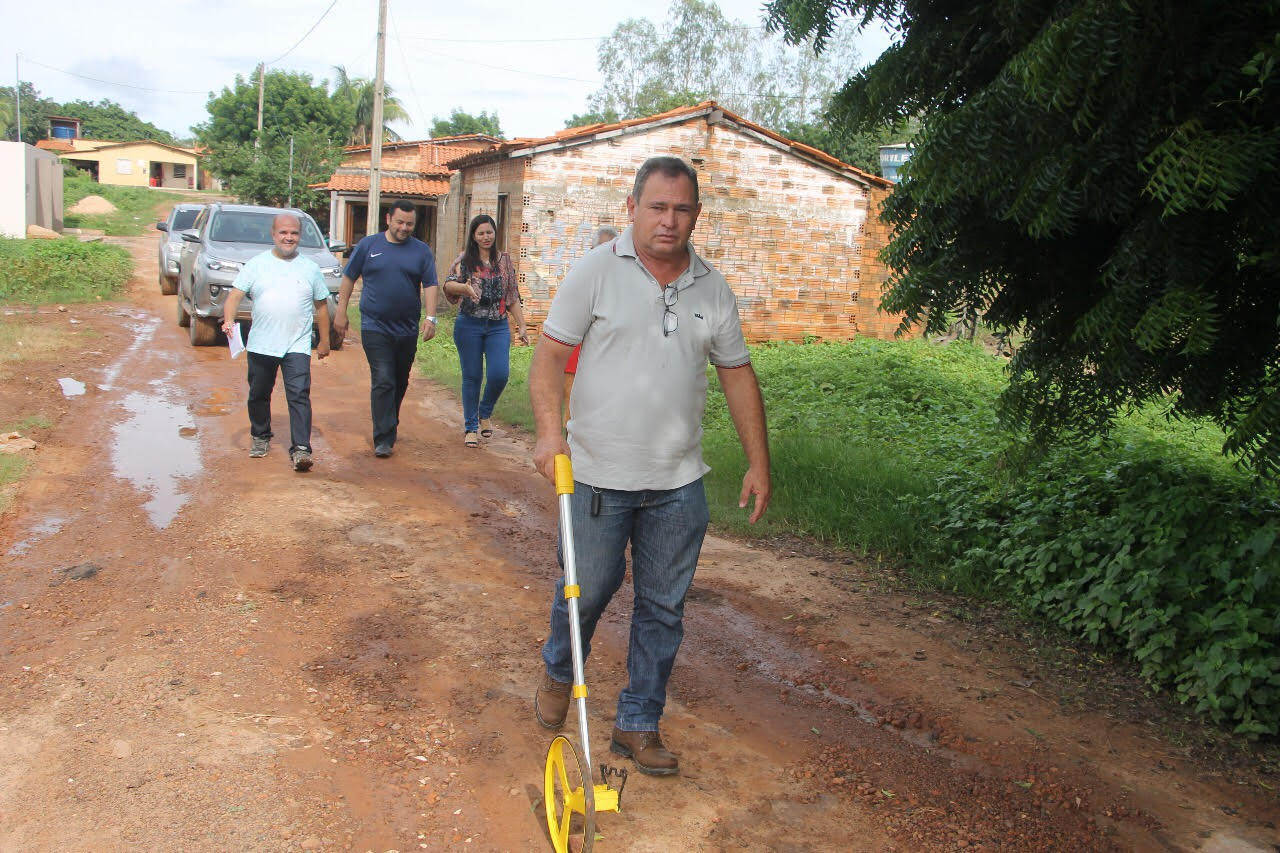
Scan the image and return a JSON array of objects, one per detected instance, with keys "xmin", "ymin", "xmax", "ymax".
[
  {"xmin": 290, "ymin": 448, "xmax": 313, "ymax": 472},
  {"xmin": 374, "ymin": 443, "xmax": 392, "ymax": 458},
  {"xmin": 610, "ymin": 727, "xmax": 679, "ymax": 776},
  {"xmin": 249, "ymin": 437, "xmax": 270, "ymax": 458},
  {"xmin": 534, "ymin": 672, "xmax": 572, "ymax": 730}
]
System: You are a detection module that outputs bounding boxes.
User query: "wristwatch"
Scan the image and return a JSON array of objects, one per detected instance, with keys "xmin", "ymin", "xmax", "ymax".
[{"xmin": 426, "ymin": 316, "xmax": 437, "ymax": 325}]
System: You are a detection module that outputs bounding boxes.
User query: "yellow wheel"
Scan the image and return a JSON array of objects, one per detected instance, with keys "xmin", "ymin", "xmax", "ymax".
[{"xmin": 544, "ymin": 735, "xmax": 596, "ymax": 853}]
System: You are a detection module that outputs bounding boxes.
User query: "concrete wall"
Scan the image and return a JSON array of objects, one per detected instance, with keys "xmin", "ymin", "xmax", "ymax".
[
  {"xmin": 0, "ymin": 142, "xmax": 25, "ymax": 238},
  {"xmin": 444, "ymin": 117, "xmax": 899, "ymax": 342},
  {"xmin": 0, "ymin": 142, "xmax": 64, "ymax": 238}
]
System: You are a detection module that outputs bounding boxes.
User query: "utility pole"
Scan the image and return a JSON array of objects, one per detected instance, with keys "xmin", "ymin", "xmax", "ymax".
[
  {"xmin": 255, "ymin": 62, "xmax": 265, "ymax": 150},
  {"xmin": 364, "ymin": 0, "xmax": 388, "ymax": 236},
  {"xmin": 14, "ymin": 55, "xmax": 22, "ymax": 143},
  {"xmin": 287, "ymin": 135, "xmax": 294, "ymax": 208}
]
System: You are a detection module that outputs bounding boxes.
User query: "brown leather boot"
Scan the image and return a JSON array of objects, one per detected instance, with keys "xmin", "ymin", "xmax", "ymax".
[
  {"xmin": 609, "ymin": 726, "xmax": 678, "ymax": 776},
  {"xmin": 535, "ymin": 673, "xmax": 571, "ymax": 730}
]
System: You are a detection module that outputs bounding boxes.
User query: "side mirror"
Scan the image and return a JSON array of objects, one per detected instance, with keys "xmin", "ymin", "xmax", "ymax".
[
  {"xmin": 156, "ymin": 222, "xmax": 168, "ymax": 232},
  {"xmin": 327, "ymin": 241, "xmax": 348, "ymax": 254},
  {"xmin": 180, "ymin": 229, "xmax": 201, "ymax": 243}
]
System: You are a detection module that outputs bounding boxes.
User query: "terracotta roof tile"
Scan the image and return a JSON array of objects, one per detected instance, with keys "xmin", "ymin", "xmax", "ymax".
[
  {"xmin": 312, "ymin": 174, "xmax": 451, "ymax": 198},
  {"xmin": 447, "ymin": 101, "xmax": 892, "ymax": 188},
  {"xmin": 36, "ymin": 139, "xmax": 74, "ymax": 152}
]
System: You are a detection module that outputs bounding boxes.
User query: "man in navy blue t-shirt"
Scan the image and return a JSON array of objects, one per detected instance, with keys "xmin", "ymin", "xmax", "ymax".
[{"xmin": 335, "ymin": 199, "xmax": 440, "ymax": 458}]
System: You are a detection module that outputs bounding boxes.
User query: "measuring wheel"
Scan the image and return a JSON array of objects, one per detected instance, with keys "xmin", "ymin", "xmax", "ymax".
[
  {"xmin": 539, "ymin": 455, "xmax": 626, "ymax": 851},
  {"xmin": 544, "ymin": 734, "xmax": 597, "ymax": 853}
]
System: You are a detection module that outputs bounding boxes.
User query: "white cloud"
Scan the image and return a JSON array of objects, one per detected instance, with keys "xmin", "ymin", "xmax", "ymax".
[{"xmin": 3, "ymin": 0, "xmax": 891, "ymax": 140}]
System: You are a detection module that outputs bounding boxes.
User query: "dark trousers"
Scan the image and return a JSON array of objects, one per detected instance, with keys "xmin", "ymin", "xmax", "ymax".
[
  {"xmin": 361, "ymin": 330, "xmax": 419, "ymax": 447},
  {"xmin": 247, "ymin": 351, "xmax": 312, "ymax": 452}
]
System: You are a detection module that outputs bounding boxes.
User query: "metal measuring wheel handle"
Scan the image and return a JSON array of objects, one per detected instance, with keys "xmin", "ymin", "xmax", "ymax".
[{"xmin": 542, "ymin": 455, "xmax": 621, "ymax": 853}]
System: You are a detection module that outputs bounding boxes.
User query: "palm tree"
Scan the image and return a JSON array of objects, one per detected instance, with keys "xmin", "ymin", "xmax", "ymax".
[{"xmin": 331, "ymin": 65, "xmax": 411, "ymax": 146}]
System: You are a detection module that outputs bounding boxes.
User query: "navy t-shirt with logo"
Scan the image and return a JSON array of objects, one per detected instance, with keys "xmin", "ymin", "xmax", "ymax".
[{"xmin": 343, "ymin": 232, "xmax": 438, "ymax": 337}]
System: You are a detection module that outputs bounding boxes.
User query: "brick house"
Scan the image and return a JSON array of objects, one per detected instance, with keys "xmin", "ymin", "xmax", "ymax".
[
  {"xmin": 440, "ymin": 101, "xmax": 898, "ymax": 342},
  {"xmin": 313, "ymin": 134, "xmax": 500, "ymax": 250}
]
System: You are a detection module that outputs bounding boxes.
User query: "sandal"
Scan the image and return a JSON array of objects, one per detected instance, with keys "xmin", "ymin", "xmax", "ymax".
[
  {"xmin": 464, "ymin": 432, "xmax": 480, "ymax": 448},
  {"xmin": 479, "ymin": 419, "xmax": 494, "ymax": 438}
]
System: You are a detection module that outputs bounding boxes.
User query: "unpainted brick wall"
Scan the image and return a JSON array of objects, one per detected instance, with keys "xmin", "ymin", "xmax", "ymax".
[{"xmin": 445, "ymin": 118, "xmax": 903, "ymax": 341}]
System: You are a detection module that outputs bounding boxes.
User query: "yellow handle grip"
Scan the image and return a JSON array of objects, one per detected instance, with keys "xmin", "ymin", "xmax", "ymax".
[{"xmin": 554, "ymin": 454, "xmax": 574, "ymax": 495}]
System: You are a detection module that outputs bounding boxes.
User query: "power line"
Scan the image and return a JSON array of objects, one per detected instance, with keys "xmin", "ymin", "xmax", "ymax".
[
  {"xmin": 388, "ymin": 3, "xmax": 424, "ymax": 136},
  {"xmin": 410, "ymin": 45, "xmax": 601, "ymax": 85},
  {"xmin": 396, "ymin": 23, "xmax": 769, "ymax": 44},
  {"xmin": 265, "ymin": 0, "xmax": 341, "ymax": 66},
  {"xmin": 20, "ymin": 58, "xmax": 208, "ymax": 95}
]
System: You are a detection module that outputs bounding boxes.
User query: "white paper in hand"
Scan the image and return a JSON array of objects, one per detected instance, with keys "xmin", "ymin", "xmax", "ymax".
[{"xmin": 227, "ymin": 322, "xmax": 245, "ymax": 359}]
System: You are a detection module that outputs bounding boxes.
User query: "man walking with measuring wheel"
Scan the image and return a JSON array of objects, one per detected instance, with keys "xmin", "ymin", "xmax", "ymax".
[
  {"xmin": 528, "ymin": 156, "xmax": 771, "ymax": 776},
  {"xmin": 334, "ymin": 199, "xmax": 440, "ymax": 458}
]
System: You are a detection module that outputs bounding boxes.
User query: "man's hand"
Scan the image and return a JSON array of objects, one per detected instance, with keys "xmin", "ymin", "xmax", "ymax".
[
  {"xmin": 221, "ymin": 317, "xmax": 236, "ymax": 336},
  {"xmin": 332, "ymin": 313, "xmax": 349, "ymax": 340},
  {"xmin": 315, "ymin": 340, "xmax": 331, "ymax": 360},
  {"xmin": 529, "ymin": 335, "xmax": 576, "ymax": 480},
  {"xmin": 422, "ymin": 322, "xmax": 437, "ymax": 342},
  {"xmin": 739, "ymin": 465, "xmax": 771, "ymax": 524},
  {"xmin": 533, "ymin": 435, "xmax": 570, "ymax": 481}
]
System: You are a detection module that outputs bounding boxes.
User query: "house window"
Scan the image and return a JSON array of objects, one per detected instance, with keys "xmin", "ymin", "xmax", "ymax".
[
  {"xmin": 116, "ymin": 158, "xmax": 133, "ymax": 175},
  {"xmin": 174, "ymin": 165, "xmax": 187, "ymax": 178},
  {"xmin": 496, "ymin": 193, "xmax": 509, "ymax": 249}
]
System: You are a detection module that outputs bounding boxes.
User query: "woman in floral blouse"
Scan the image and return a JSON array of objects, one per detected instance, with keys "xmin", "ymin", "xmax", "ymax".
[{"xmin": 443, "ymin": 213, "xmax": 528, "ymax": 447}]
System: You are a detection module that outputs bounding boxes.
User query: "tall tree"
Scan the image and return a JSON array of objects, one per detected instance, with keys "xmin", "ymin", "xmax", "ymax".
[
  {"xmin": 578, "ymin": 0, "xmax": 861, "ymax": 128},
  {"xmin": 330, "ymin": 65, "xmax": 411, "ymax": 146},
  {"xmin": 195, "ymin": 68, "xmax": 346, "ymax": 216},
  {"xmin": 195, "ymin": 68, "xmax": 347, "ymax": 148},
  {"xmin": 768, "ymin": 0, "xmax": 1280, "ymax": 474},
  {"xmin": 202, "ymin": 126, "xmax": 343, "ymax": 211},
  {"xmin": 57, "ymin": 99, "xmax": 176, "ymax": 144},
  {"xmin": 0, "ymin": 82, "xmax": 60, "ymax": 144},
  {"xmin": 430, "ymin": 109, "xmax": 502, "ymax": 138}
]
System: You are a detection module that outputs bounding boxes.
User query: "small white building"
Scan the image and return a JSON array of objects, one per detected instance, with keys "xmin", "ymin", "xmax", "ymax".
[{"xmin": 0, "ymin": 142, "xmax": 63, "ymax": 238}]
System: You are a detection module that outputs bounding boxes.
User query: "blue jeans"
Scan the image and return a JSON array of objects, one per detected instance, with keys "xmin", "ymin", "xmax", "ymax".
[
  {"xmin": 453, "ymin": 314, "xmax": 510, "ymax": 433},
  {"xmin": 541, "ymin": 478, "xmax": 710, "ymax": 731}
]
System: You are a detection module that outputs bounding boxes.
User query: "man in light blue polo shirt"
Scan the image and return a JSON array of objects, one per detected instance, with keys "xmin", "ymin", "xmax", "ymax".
[
  {"xmin": 222, "ymin": 213, "xmax": 331, "ymax": 472},
  {"xmin": 528, "ymin": 156, "xmax": 771, "ymax": 776}
]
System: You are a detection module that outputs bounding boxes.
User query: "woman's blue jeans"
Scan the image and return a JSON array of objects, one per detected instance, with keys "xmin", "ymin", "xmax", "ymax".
[
  {"xmin": 453, "ymin": 313, "xmax": 510, "ymax": 433},
  {"xmin": 541, "ymin": 478, "xmax": 710, "ymax": 732}
]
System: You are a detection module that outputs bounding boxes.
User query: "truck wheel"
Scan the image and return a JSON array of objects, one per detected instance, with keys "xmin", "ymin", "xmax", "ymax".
[
  {"xmin": 190, "ymin": 315, "xmax": 219, "ymax": 346},
  {"xmin": 177, "ymin": 293, "xmax": 191, "ymax": 328},
  {"xmin": 159, "ymin": 271, "xmax": 177, "ymax": 296}
]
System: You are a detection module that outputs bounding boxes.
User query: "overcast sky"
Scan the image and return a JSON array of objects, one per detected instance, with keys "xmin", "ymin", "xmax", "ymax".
[{"xmin": 4, "ymin": 0, "xmax": 893, "ymax": 142}]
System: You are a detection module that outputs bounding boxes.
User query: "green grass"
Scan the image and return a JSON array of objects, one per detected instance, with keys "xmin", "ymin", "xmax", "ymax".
[
  {"xmin": 0, "ymin": 238, "xmax": 132, "ymax": 304},
  {"xmin": 62, "ymin": 173, "xmax": 185, "ymax": 236},
  {"xmin": 3, "ymin": 414, "xmax": 54, "ymax": 433},
  {"xmin": 414, "ymin": 309, "xmax": 536, "ymax": 433},
  {"xmin": 0, "ymin": 454, "xmax": 27, "ymax": 510},
  {"xmin": 416, "ymin": 329, "xmax": 1279, "ymax": 734}
]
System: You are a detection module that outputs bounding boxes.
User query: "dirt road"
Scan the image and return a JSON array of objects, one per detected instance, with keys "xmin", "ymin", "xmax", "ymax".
[{"xmin": 0, "ymin": 228, "xmax": 1276, "ymax": 852}]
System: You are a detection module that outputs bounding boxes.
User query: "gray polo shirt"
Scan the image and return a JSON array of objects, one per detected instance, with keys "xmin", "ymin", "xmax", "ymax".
[{"xmin": 542, "ymin": 226, "xmax": 750, "ymax": 491}]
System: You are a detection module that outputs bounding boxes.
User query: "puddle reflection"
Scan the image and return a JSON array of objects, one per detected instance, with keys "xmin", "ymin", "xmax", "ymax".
[
  {"xmin": 7, "ymin": 514, "xmax": 68, "ymax": 556},
  {"xmin": 110, "ymin": 391, "xmax": 201, "ymax": 528}
]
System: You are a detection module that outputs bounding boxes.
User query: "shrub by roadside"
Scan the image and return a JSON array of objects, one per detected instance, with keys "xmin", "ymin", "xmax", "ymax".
[{"xmin": 0, "ymin": 238, "xmax": 132, "ymax": 303}]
